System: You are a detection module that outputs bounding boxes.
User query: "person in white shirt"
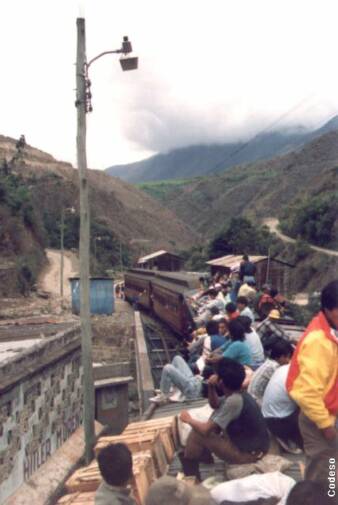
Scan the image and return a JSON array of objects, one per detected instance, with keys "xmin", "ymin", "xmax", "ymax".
[
  {"xmin": 262, "ymin": 364, "xmax": 303, "ymax": 451},
  {"xmin": 237, "ymin": 296, "xmax": 255, "ymax": 323},
  {"xmin": 237, "ymin": 315, "xmax": 265, "ymax": 370},
  {"xmin": 248, "ymin": 339, "xmax": 294, "ymax": 405}
]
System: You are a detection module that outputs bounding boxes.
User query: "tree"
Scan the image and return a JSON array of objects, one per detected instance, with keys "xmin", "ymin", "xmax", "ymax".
[{"xmin": 208, "ymin": 217, "xmax": 273, "ymax": 259}]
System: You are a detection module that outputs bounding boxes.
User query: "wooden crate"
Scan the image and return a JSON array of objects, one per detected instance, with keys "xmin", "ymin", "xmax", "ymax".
[
  {"xmin": 56, "ymin": 492, "xmax": 95, "ymax": 505},
  {"xmin": 123, "ymin": 416, "xmax": 179, "ymax": 450},
  {"xmin": 65, "ymin": 451, "xmax": 156, "ymax": 496},
  {"xmin": 95, "ymin": 432, "xmax": 168, "ymax": 476}
]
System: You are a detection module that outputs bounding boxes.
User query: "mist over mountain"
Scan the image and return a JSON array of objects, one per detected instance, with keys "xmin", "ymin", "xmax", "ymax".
[{"xmin": 106, "ymin": 115, "xmax": 338, "ymax": 183}]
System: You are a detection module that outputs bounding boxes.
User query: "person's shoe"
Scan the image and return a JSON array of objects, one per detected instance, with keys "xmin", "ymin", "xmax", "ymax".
[
  {"xmin": 178, "ymin": 450, "xmax": 202, "ymax": 481},
  {"xmin": 169, "ymin": 389, "xmax": 186, "ymax": 403},
  {"xmin": 149, "ymin": 393, "xmax": 170, "ymax": 405},
  {"xmin": 276, "ymin": 437, "xmax": 303, "ymax": 455}
]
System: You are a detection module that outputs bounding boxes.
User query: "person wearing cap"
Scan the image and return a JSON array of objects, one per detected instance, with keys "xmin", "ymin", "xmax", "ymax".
[
  {"xmin": 180, "ymin": 358, "xmax": 270, "ymax": 480},
  {"xmin": 286, "ymin": 280, "xmax": 338, "ymax": 481},
  {"xmin": 256, "ymin": 309, "xmax": 290, "ymax": 353},
  {"xmin": 145, "ymin": 476, "xmax": 216, "ymax": 505}
]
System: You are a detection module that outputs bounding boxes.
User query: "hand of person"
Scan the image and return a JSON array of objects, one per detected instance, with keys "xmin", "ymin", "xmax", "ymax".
[
  {"xmin": 180, "ymin": 410, "xmax": 192, "ymax": 424},
  {"xmin": 322, "ymin": 426, "xmax": 337, "ymax": 441},
  {"xmin": 208, "ymin": 374, "xmax": 219, "ymax": 386}
]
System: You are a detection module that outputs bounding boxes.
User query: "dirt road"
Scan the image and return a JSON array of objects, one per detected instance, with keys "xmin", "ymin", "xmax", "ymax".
[
  {"xmin": 40, "ymin": 249, "xmax": 79, "ymax": 299},
  {"xmin": 263, "ymin": 218, "xmax": 338, "ymax": 257}
]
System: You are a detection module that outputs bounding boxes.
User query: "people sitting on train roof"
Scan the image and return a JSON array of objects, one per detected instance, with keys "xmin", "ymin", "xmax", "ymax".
[
  {"xmin": 237, "ymin": 296, "xmax": 255, "ymax": 323},
  {"xmin": 229, "ymin": 272, "xmax": 242, "ymax": 303},
  {"xmin": 95, "ymin": 443, "xmax": 136, "ymax": 505},
  {"xmin": 286, "ymin": 279, "xmax": 338, "ymax": 483},
  {"xmin": 218, "ymin": 282, "xmax": 233, "ymax": 306},
  {"xmin": 149, "ymin": 355, "xmax": 213, "ymax": 405},
  {"xmin": 225, "ymin": 302, "xmax": 240, "ymax": 321},
  {"xmin": 262, "ymin": 364, "xmax": 303, "ymax": 454},
  {"xmin": 237, "ymin": 315, "xmax": 265, "ymax": 370},
  {"xmin": 179, "ymin": 358, "xmax": 270, "ymax": 481},
  {"xmin": 194, "ymin": 320, "xmax": 227, "ymax": 374},
  {"xmin": 248, "ymin": 339, "xmax": 294, "ymax": 406},
  {"xmin": 186, "ymin": 327, "xmax": 208, "ymax": 368},
  {"xmin": 239, "ymin": 254, "xmax": 257, "ymax": 284},
  {"xmin": 145, "ymin": 475, "xmax": 217, "ymax": 505},
  {"xmin": 238, "ymin": 279, "xmax": 257, "ymax": 303},
  {"xmin": 207, "ymin": 319, "xmax": 252, "ymax": 368},
  {"xmin": 256, "ymin": 309, "xmax": 290, "ymax": 353},
  {"xmin": 202, "ymin": 321, "xmax": 227, "ymax": 360}
]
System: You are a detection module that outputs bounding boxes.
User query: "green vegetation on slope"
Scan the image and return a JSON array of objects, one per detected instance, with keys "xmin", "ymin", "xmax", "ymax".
[
  {"xmin": 0, "ymin": 172, "xmax": 46, "ymax": 295},
  {"xmin": 280, "ymin": 191, "xmax": 338, "ymax": 248}
]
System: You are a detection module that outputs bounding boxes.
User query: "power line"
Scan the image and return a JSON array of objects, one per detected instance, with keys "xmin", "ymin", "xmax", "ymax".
[{"xmin": 208, "ymin": 93, "xmax": 316, "ymax": 174}]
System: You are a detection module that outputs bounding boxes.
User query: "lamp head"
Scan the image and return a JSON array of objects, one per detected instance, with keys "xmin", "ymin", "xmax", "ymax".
[
  {"xmin": 120, "ymin": 55, "xmax": 138, "ymax": 71},
  {"xmin": 120, "ymin": 36, "xmax": 138, "ymax": 71}
]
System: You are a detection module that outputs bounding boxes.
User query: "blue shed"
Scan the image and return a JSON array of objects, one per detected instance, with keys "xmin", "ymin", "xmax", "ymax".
[{"xmin": 69, "ymin": 277, "xmax": 115, "ymax": 315}]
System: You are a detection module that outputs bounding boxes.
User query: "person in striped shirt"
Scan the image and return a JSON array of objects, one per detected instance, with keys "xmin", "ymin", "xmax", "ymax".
[{"xmin": 248, "ymin": 339, "xmax": 294, "ymax": 405}]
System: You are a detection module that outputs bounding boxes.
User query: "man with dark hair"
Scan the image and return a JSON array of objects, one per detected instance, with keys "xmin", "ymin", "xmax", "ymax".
[
  {"xmin": 237, "ymin": 315, "xmax": 264, "ymax": 369},
  {"xmin": 179, "ymin": 358, "xmax": 270, "ymax": 480},
  {"xmin": 248, "ymin": 339, "xmax": 294, "ymax": 405},
  {"xmin": 95, "ymin": 443, "xmax": 136, "ymax": 505},
  {"xmin": 237, "ymin": 296, "xmax": 255, "ymax": 323},
  {"xmin": 286, "ymin": 481, "xmax": 331, "ymax": 505},
  {"xmin": 287, "ymin": 280, "xmax": 338, "ymax": 481},
  {"xmin": 226, "ymin": 302, "xmax": 240, "ymax": 321},
  {"xmin": 239, "ymin": 255, "xmax": 256, "ymax": 283}
]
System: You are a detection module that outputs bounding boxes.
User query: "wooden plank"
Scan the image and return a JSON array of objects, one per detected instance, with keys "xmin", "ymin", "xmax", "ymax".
[
  {"xmin": 56, "ymin": 492, "xmax": 95, "ymax": 505},
  {"xmin": 64, "ymin": 452, "xmax": 155, "ymax": 504}
]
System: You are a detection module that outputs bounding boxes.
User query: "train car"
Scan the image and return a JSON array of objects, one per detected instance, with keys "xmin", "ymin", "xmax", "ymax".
[
  {"xmin": 124, "ymin": 269, "xmax": 200, "ymax": 337},
  {"xmin": 124, "ymin": 269, "xmax": 155, "ymax": 309}
]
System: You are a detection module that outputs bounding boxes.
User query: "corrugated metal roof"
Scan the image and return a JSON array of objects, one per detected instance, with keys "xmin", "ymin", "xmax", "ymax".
[
  {"xmin": 206, "ymin": 255, "xmax": 267, "ymax": 269},
  {"xmin": 206, "ymin": 255, "xmax": 295, "ymax": 270},
  {"xmin": 137, "ymin": 250, "xmax": 181, "ymax": 264}
]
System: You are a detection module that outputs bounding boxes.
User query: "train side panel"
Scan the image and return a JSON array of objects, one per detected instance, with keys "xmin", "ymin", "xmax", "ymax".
[{"xmin": 124, "ymin": 273, "xmax": 152, "ymax": 309}]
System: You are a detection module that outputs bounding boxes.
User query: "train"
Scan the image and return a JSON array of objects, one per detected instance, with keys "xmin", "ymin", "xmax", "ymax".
[{"xmin": 124, "ymin": 268, "xmax": 203, "ymax": 337}]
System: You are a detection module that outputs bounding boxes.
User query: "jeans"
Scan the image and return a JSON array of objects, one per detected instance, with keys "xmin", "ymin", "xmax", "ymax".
[{"xmin": 160, "ymin": 355, "xmax": 202, "ymax": 399}]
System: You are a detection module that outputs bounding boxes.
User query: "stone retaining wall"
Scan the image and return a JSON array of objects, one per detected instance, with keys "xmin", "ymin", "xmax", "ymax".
[{"xmin": 0, "ymin": 325, "xmax": 82, "ymax": 502}]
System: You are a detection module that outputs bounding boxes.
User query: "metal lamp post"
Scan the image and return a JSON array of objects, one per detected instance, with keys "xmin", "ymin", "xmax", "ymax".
[{"xmin": 75, "ymin": 18, "xmax": 138, "ymax": 464}]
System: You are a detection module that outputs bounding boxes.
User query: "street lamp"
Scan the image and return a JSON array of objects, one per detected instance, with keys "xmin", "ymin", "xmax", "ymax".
[
  {"xmin": 75, "ymin": 18, "xmax": 138, "ymax": 463},
  {"xmin": 60, "ymin": 206, "xmax": 76, "ymax": 300}
]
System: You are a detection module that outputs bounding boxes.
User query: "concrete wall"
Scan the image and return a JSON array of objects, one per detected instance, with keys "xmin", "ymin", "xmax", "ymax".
[{"xmin": 0, "ymin": 326, "xmax": 82, "ymax": 503}]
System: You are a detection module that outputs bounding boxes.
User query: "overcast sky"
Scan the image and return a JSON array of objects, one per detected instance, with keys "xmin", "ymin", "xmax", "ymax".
[{"xmin": 1, "ymin": 0, "xmax": 338, "ymax": 169}]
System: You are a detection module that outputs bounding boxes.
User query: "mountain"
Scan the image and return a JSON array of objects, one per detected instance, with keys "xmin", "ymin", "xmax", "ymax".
[
  {"xmin": 0, "ymin": 135, "xmax": 198, "ymax": 295},
  {"xmin": 138, "ymin": 129, "xmax": 338, "ymax": 238},
  {"xmin": 106, "ymin": 115, "xmax": 338, "ymax": 183}
]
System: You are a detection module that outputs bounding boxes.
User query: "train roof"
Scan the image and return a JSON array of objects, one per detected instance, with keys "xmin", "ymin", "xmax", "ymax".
[{"xmin": 126, "ymin": 269, "xmax": 201, "ymax": 290}]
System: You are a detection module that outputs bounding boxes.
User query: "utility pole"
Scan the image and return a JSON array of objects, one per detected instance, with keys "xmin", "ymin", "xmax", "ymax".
[
  {"xmin": 120, "ymin": 240, "xmax": 123, "ymax": 274},
  {"xmin": 76, "ymin": 17, "xmax": 95, "ymax": 464},
  {"xmin": 60, "ymin": 207, "xmax": 65, "ymax": 299}
]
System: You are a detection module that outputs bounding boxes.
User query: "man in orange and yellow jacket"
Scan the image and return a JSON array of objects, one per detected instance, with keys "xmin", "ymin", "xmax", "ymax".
[{"xmin": 287, "ymin": 280, "xmax": 338, "ymax": 482}]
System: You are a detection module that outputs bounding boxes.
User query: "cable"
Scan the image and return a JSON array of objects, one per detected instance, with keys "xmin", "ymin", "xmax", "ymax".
[{"xmin": 207, "ymin": 93, "xmax": 316, "ymax": 174}]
